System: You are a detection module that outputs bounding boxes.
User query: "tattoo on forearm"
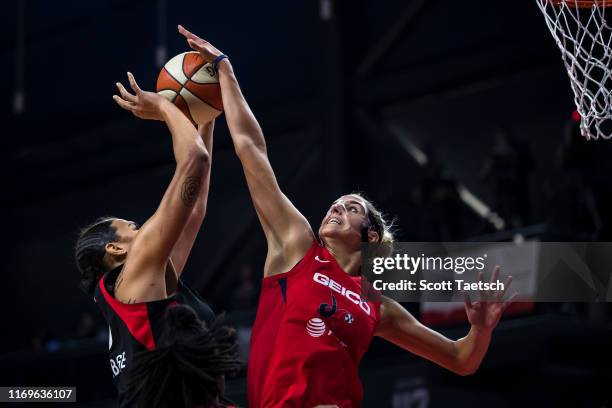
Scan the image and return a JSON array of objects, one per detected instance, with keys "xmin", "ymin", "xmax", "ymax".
[{"xmin": 181, "ymin": 176, "xmax": 202, "ymax": 207}]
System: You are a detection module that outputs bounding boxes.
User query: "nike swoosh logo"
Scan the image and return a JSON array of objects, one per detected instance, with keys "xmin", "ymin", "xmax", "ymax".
[{"xmin": 315, "ymin": 255, "xmax": 330, "ymax": 263}]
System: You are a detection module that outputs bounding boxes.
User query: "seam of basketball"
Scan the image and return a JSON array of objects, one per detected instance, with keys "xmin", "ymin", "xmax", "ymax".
[
  {"xmin": 184, "ymin": 63, "xmax": 222, "ymax": 111},
  {"xmin": 181, "ymin": 52, "xmax": 195, "ymax": 82},
  {"xmin": 156, "ymin": 88, "xmax": 178, "ymax": 102},
  {"xmin": 175, "ymin": 94, "xmax": 196, "ymax": 124},
  {"xmin": 163, "ymin": 67, "xmax": 188, "ymax": 100},
  {"xmin": 181, "ymin": 85, "xmax": 222, "ymax": 112},
  {"xmin": 166, "ymin": 57, "xmax": 222, "ymax": 113}
]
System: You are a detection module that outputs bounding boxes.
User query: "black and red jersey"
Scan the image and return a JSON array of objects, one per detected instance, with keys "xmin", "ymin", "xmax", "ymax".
[{"xmin": 93, "ymin": 266, "xmax": 215, "ymax": 407}]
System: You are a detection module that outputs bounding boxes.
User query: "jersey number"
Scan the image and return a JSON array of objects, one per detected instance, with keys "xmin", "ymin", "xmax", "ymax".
[{"xmin": 110, "ymin": 351, "xmax": 127, "ymax": 377}]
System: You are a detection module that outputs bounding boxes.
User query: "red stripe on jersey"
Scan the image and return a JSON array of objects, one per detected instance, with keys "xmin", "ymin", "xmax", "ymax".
[{"xmin": 99, "ymin": 278, "xmax": 156, "ymax": 351}]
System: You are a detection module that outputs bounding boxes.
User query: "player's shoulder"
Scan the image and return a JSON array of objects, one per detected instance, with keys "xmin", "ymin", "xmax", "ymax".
[{"xmin": 263, "ymin": 237, "xmax": 319, "ymax": 278}]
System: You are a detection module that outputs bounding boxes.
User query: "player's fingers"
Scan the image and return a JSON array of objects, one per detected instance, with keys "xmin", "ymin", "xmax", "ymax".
[
  {"xmin": 178, "ymin": 25, "xmax": 211, "ymax": 51},
  {"xmin": 112, "ymin": 95, "xmax": 135, "ymax": 111},
  {"xmin": 178, "ymin": 24, "xmax": 199, "ymax": 41},
  {"xmin": 478, "ymin": 270, "xmax": 486, "ymax": 301},
  {"xmin": 127, "ymin": 72, "xmax": 142, "ymax": 94},
  {"xmin": 187, "ymin": 38, "xmax": 208, "ymax": 54},
  {"xmin": 187, "ymin": 38, "xmax": 200, "ymax": 51},
  {"xmin": 490, "ymin": 265, "xmax": 500, "ymax": 284},
  {"xmin": 116, "ymin": 82, "xmax": 136, "ymax": 102},
  {"xmin": 464, "ymin": 291, "xmax": 473, "ymax": 309},
  {"xmin": 499, "ymin": 275, "xmax": 513, "ymax": 299},
  {"xmin": 501, "ymin": 291, "xmax": 518, "ymax": 311}
]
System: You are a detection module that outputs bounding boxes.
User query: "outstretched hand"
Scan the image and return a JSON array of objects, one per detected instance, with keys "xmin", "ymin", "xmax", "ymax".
[
  {"xmin": 178, "ymin": 25, "xmax": 225, "ymax": 64},
  {"xmin": 113, "ymin": 72, "xmax": 168, "ymax": 121},
  {"xmin": 464, "ymin": 266, "xmax": 517, "ymax": 331}
]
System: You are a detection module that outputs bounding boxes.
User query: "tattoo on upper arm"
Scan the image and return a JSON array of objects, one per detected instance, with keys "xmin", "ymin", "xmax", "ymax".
[{"xmin": 181, "ymin": 176, "xmax": 202, "ymax": 207}]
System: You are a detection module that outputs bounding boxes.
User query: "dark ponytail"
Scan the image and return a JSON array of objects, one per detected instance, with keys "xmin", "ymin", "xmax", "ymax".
[
  {"xmin": 74, "ymin": 217, "xmax": 118, "ymax": 295},
  {"xmin": 125, "ymin": 305, "xmax": 242, "ymax": 408}
]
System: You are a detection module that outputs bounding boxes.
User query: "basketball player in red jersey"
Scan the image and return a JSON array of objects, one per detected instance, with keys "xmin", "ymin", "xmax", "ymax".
[
  {"xmin": 179, "ymin": 26, "xmax": 515, "ymax": 408},
  {"xmin": 75, "ymin": 74, "xmax": 240, "ymax": 407}
]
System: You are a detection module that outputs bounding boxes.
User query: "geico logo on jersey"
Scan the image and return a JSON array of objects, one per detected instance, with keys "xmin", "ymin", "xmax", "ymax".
[
  {"xmin": 109, "ymin": 351, "xmax": 127, "ymax": 377},
  {"xmin": 313, "ymin": 273, "xmax": 371, "ymax": 315}
]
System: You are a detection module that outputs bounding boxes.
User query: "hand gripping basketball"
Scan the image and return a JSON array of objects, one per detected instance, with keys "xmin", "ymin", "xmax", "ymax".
[{"xmin": 178, "ymin": 25, "xmax": 225, "ymax": 64}]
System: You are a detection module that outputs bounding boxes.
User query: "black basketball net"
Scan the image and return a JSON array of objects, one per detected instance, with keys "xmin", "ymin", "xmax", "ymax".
[{"xmin": 537, "ymin": 1, "xmax": 612, "ymax": 139}]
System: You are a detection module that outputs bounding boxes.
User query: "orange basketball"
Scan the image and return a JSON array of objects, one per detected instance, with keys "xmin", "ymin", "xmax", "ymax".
[{"xmin": 156, "ymin": 51, "xmax": 223, "ymax": 124}]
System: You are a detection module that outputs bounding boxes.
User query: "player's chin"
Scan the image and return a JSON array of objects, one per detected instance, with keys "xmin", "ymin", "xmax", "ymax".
[
  {"xmin": 319, "ymin": 223, "xmax": 348, "ymax": 239},
  {"xmin": 319, "ymin": 224, "xmax": 336, "ymax": 239}
]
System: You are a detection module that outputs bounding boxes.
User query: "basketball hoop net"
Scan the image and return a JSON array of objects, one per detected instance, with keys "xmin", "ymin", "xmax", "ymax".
[{"xmin": 537, "ymin": 0, "xmax": 612, "ymax": 139}]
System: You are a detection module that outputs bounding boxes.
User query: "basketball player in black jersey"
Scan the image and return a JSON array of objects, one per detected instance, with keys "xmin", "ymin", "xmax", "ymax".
[{"xmin": 75, "ymin": 73, "xmax": 240, "ymax": 407}]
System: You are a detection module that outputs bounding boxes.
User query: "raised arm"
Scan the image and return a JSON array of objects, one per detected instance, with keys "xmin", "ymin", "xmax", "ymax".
[
  {"xmin": 376, "ymin": 267, "xmax": 515, "ymax": 375},
  {"xmin": 112, "ymin": 72, "xmax": 210, "ymax": 302},
  {"xmin": 178, "ymin": 25, "xmax": 313, "ymax": 277},
  {"xmin": 169, "ymin": 120, "xmax": 215, "ymax": 278}
]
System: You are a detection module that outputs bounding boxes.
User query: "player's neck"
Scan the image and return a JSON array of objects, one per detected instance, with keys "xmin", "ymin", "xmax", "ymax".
[{"xmin": 326, "ymin": 241, "xmax": 361, "ymax": 276}]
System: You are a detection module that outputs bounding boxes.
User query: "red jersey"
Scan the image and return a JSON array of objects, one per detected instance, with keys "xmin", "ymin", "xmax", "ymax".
[{"xmin": 248, "ymin": 240, "xmax": 381, "ymax": 408}]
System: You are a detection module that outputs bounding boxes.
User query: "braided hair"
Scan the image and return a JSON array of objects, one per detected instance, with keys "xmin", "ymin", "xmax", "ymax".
[
  {"xmin": 125, "ymin": 305, "xmax": 242, "ymax": 408},
  {"xmin": 74, "ymin": 217, "xmax": 119, "ymax": 295}
]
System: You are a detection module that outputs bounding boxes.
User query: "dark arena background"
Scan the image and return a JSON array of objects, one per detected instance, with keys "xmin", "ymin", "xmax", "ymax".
[{"xmin": 2, "ymin": 1, "xmax": 612, "ymax": 407}]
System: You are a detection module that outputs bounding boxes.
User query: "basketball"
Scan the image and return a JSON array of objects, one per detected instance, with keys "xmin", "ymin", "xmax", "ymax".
[{"xmin": 156, "ymin": 51, "xmax": 223, "ymax": 124}]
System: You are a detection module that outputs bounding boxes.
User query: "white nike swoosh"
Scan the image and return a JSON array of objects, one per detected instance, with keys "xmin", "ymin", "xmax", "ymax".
[{"xmin": 315, "ymin": 255, "xmax": 330, "ymax": 263}]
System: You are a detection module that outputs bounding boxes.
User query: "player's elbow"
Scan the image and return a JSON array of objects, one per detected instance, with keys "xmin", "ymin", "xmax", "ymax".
[
  {"xmin": 233, "ymin": 135, "xmax": 266, "ymax": 159},
  {"xmin": 452, "ymin": 363, "xmax": 479, "ymax": 376},
  {"xmin": 194, "ymin": 146, "xmax": 211, "ymax": 166},
  {"xmin": 457, "ymin": 367, "xmax": 477, "ymax": 376},
  {"xmin": 182, "ymin": 145, "xmax": 210, "ymax": 172}
]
